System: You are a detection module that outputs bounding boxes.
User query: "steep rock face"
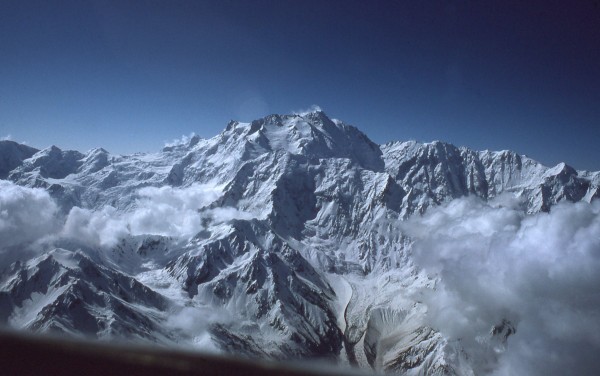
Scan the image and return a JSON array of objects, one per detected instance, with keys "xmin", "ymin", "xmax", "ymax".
[
  {"xmin": 0, "ymin": 249, "xmax": 170, "ymax": 341},
  {"xmin": 383, "ymin": 141, "xmax": 488, "ymax": 205},
  {"xmin": 165, "ymin": 220, "xmax": 343, "ymax": 359},
  {"xmin": 0, "ymin": 140, "xmax": 39, "ymax": 179},
  {"xmin": 479, "ymin": 151, "xmax": 594, "ymax": 212},
  {"xmin": 0, "ymin": 110, "xmax": 598, "ymax": 375},
  {"xmin": 9, "ymin": 146, "xmax": 84, "ymax": 181},
  {"xmin": 234, "ymin": 112, "xmax": 384, "ymax": 171},
  {"xmin": 382, "ymin": 141, "xmax": 597, "ymax": 214},
  {"xmin": 478, "ymin": 150, "xmax": 543, "ymax": 195}
]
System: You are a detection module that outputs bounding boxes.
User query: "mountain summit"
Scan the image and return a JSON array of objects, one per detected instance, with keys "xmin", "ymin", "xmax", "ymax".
[{"xmin": 1, "ymin": 110, "xmax": 599, "ymax": 374}]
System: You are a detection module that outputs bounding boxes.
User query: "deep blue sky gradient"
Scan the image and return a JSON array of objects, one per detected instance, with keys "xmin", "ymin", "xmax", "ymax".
[{"xmin": 1, "ymin": 1, "xmax": 599, "ymax": 169}]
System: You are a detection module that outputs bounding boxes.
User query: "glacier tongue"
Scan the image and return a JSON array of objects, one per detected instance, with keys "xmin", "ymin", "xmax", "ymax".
[{"xmin": 0, "ymin": 109, "xmax": 599, "ymax": 374}]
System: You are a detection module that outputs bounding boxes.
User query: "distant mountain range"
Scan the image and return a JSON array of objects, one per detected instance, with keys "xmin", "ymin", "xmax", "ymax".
[{"xmin": 1, "ymin": 110, "xmax": 598, "ymax": 375}]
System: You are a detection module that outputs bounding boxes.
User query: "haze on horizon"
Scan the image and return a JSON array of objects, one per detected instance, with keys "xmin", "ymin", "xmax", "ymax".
[{"xmin": 1, "ymin": 1, "xmax": 599, "ymax": 170}]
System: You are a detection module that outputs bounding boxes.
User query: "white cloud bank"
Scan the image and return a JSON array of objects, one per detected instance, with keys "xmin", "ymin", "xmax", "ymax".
[
  {"xmin": 0, "ymin": 181, "xmax": 253, "ymax": 251},
  {"xmin": 62, "ymin": 184, "xmax": 217, "ymax": 248},
  {"xmin": 165, "ymin": 305, "xmax": 233, "ymax": 354},
  {"xmin": 61, "ymin": 183, "xmax": 253, "ymax": 248},
  {"xmin": 0, "ymin": 181, "xmax": 58, "ymax": 249},
  {"xmin": 402, "ymin": 195, "xmax": 600, "ymax": 375}
]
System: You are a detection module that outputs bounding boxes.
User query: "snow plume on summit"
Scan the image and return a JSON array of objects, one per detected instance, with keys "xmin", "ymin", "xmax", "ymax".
[
  {"xmin": 403, "ymin": 196, "xmax": 600, "ymax": 375},
  {"xmin": 164, "ymin": 133, "xmax": 200, "ymax": 149},
  {"xmin": 292, "ymin": 104, "xmax": 322, "ymax": 116}
]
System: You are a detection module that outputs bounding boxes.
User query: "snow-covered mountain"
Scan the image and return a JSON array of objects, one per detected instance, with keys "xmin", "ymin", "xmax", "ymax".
[
  {"xmin": 1, "ymin": 110, "xmax": 599, "ymax": 375},
  {"xmin": 0, "ymin": 140, "xmax": 38, "ymax": 179}
]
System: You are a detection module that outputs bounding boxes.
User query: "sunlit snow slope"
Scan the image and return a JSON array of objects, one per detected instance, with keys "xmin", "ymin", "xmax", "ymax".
[{"xmin": 1, "ymin": 110, "xmax": 599, "ymax": 375}]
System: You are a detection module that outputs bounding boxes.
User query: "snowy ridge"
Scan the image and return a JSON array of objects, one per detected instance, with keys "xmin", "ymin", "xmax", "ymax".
[
  {"xmin": 0, "ymin": 109, "xmax": 599, "ymax": 375},
  {"xmin": 0, "ymin": 140, "xmax": 38, "ymax": 179}
]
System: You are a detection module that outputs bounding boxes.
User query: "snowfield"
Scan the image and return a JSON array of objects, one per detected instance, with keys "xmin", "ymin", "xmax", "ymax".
[{"xmin": 1, "ymin": 110, "xmax": 599, "ymax": 375}]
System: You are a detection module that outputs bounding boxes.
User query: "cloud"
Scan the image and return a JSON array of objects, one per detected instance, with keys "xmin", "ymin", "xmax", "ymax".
[
  {"xmin": 61, "ymin": 183, "xmax": 254, "ymax": 247},
  {"xmin": 0, "ymin": 179, "xmax": 255, "ymax": 252},
  {"xmin": 164, "ymin": 133, "xmax": 198, "ymax": 148},
  {"xmin": 165, "ymin": 306, "xmax": 232, "ymax": 353},
  {"xmin": 62, "ymin": 184, "xmax": 214, "ymax": 247},
  {"xmin": 0, "ymin": 181, "xmax": 59, "ymax": 249},
  {"xmin": 129, "ymin": 184, "xmax": 216, "ymax": 237},
  {"xmin": 61, "ymin": 206, "xmax": 128, "ymax": 248},
  {"xmin": 292, "ymin": 105, "xmax": 322, "ymax": 116},
  {"xmin": 0, "ymin": 180, "xmax": 255, "ymax": 255},
  {"xmin": 402, "ymin": 196, "xmax": 600, "ymax": 375},
  {"xmin": 137, "ymin": 184, "xmax": 221, "ymax": 211},
  {"xmin": 204, "ymin": 207, "xmax": 255, "ymax": 224},
  {"xmin": 0, "ymin": 135, "xmax": 11, "ymax": 141}
]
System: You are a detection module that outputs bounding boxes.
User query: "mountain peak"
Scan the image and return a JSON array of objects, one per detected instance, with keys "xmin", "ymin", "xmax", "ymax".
[
  {"xmin": 218, "ymin": 110, "xmax": 383, "ymax": 171},
  {"xmin": 0, "ymin": 140, "xmax": 39, "ymax": 179},
  {"xmin": 2, "ymin": 110, "xmax": 600, "ymax": 374}
]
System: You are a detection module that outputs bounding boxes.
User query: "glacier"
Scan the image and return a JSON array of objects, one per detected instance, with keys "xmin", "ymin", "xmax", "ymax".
[{"xmin": 1, "ymin": 110, "xmax": 599, "ymax": 375}]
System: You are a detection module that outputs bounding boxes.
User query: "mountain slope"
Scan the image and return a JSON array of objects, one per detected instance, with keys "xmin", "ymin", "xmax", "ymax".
[
  {"xmin": 0, "ymin": 140, "xmax": 38, "ymax": 179},
  {"xmin": 0, "ymin": 110, "xmax": 598, "ymax": 375}
]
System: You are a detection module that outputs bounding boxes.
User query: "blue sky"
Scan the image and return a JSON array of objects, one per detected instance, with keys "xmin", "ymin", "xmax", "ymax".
[{"xmin": 1, "ymin": 1, "xmax": 599, "ymax": 170}]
